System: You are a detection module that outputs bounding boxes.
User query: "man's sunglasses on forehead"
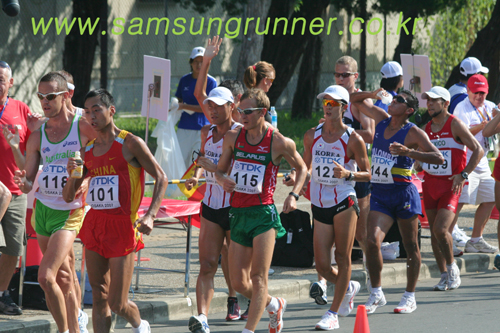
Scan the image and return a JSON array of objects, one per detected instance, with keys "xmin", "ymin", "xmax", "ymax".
[{"xmin": 0, "ymin": 61, "xmax": 10, "ymax": 69}]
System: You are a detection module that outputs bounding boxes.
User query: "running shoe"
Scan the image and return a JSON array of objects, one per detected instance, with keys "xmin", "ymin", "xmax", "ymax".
[
  {"xmin": 226, "ymin": 297, "xmax": 241, "ymax": 321},
  {"xmin": 309, "ymin": 281, "xmax": 328, "ymax": 305},
  {"xmin": 315, "ymin": 311, "xmax": 339, "ymax": 330},
  {"xmin": 433, "ymin": 274, "xmax": 448, "ymax": 291},
  {"xmin": 394, "ymin": 295, "xmax": 417, "ymax": 314},
  {"xmin": 453, "ymin": 243, "xmax": 463, "ymax": 257},
  {"xmin": 240, "ymin": 300, "xmax": 250, "ymax": 320},
  {"xmin": 364, "ymin": 292, "xmax": 386, "ymax": 314},
  {"xmin": 0, "ymin": 290, "xmax": 22, "ymax": 315},
  {"xmin": 188, "ymin": 315, "xmax": 210, "ymax": 333},
  {"xmin": 464, "ymin": 239, "xmax": 498, "ymax": 253},
  {"xmin": 338, "ymin": 281, "xmax": 360, "ymax": 317},
  {"xmin": 137, "ymin": 320, "xmax": 151, "ymax": 333},
  {"xmin": 494, "ymin": 254, "xmax": 500, "ymax": 271},
  {"xmin": 452, "ymin": 226, "xmax": 470, "ymax": 247},
  {"xmin": 268, "ymin": 297, "xmax": 286, "ymax": 333},
  {"xmin": 447, "ymin": 261, "xmax": 461, "ymax": 290},
  {"xmin": 78, "ymin": 310, "xmax": 89, "ymax": 333}
]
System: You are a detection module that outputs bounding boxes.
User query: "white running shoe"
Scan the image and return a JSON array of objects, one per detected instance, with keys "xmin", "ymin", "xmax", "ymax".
[
  {"xmin": 447, "ymin": 261, "xmax": 461, "ymax": 290},
  {"xmin": 433, "ymin": 274, "xmax": 448, "ymax": 291},
  {"xmin": 268, "ymin": 297, "xmax": 286, "ymax": 333},
  {"xmin": 315, "ymin": 311, "xmax": 339, "ymax": 330},
  {"xmin": 394, "ymin": 295, "xmax": 417, "ymax": 314},
  {"xmin": 188, "ymin": 315, "xmax": 210, "ymax": 333},
  {"xmin": 309, "ymin": 281, "xmax": 328, "ymax": 305},
  {"xmin": 338, "ymin": 281, "xmax": 360, "ymax": 317},
  {"xmin": 137, "ymin": 320, "xmax": 151, "ymax": 333},
  {"xmin": 78, "ymin": 310, "xmax": 89, "ymax": 333},
  {"xmin": 364, "ymin": 292, "xmax": 387, "ymax": 314},
  {"xmin": 464, "ymin": 239, "xmax": 498, "ymax": 253},
  {"xmin": 453, "ymin": 243, "xmax": 463, "ymax": 257},
  {"xmin": 452, "ymin": 226, "xmax": 470, "ymax": 247}
]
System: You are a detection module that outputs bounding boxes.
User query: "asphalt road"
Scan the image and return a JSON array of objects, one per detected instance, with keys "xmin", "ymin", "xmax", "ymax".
[{"xmin": 113, "ymin": 269, "xmax": 500, "ymax": 333}]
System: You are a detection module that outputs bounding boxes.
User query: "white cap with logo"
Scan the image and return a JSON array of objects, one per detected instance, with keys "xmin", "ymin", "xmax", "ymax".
[
  {"xmin": 460, "ymin": 57, "xmax": 489, "ymax": 76},
  {"xmin": 380, "ymin": 61, "xmax": 403, "ymax": 79},
  {"xmin": 317, "ymin": 85, "xmax": 350, "ymax": 104},
  {"xmin": 203, "ymin": 87, "xmax": 234, "ymax": 106},
  {"xmin": 190, "ymin": 47, "xmax": 205, "ymax": 59},
  {"xmin": 422, "ymin": 86, "xmax": 451, "ymax": 102}
]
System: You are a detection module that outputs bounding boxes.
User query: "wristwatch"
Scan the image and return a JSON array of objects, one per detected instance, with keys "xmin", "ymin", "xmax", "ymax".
[
  {"xmin": 346, "ymin": 171, "xmax": 354, "ymax": 181},
  {"xmin": 289, "ymin": 192, "xmax": 299, "ymax": 201},
  {"xmin": 460, "ymin": 171, "xmax": 469, "ymax": 180}
]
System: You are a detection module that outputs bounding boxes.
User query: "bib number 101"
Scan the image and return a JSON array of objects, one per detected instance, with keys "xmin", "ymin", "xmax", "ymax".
[{"xmin": 89, "ymin": 187, "xmax": 115, "ymax": 202}]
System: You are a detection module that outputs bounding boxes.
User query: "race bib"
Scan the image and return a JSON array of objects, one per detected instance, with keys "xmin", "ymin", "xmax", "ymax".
[
  {"xmin": 422, "ymin": 150, "xmax": 451, "ymax": 176},
  {"xmin": 38, "ymin": 164, "xmax": 68, "ymax": 197},
  {"xmin": 312, "ymin": 156, "xmax": 345, "ymax": 186},
  {"xmin": 230, "ymin": 161, "xmax": 264, "ymax": 194},
  {"xmin": 371, "ymin": 155, "xmax": 395, "ymax": 184},
  {"xmin": 86, "ymin": 175, "xmax": 121, "ymax": 209}
]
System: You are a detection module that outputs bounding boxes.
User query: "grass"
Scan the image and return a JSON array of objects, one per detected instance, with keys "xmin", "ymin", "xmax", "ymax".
[{"xmin": 114, "ymin": 116, "xmax": 158, "ymax": 153}]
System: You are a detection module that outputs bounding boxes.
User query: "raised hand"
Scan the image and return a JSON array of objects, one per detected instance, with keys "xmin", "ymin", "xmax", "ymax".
[{"xmin": 204, "ymin": 35, "xmax": 222, "ymax": 61}]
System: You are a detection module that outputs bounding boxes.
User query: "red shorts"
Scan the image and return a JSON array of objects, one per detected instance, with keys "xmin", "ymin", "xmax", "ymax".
[
  {"xmin": 492, "ymin": 158, "xmax": 500, "ymax": 182},
  {"xmin": 80, "ymin": 209, "xmax": 145, "ymax": 259},
  {"xmin": 422, "ymin": 177, "xmax": 460, "ymax": 213}
]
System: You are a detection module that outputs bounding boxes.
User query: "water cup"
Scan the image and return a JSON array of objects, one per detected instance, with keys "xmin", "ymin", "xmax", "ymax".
[{"xmin": 377, "ymin": 90, "xmax": 393, "ymax": 105}]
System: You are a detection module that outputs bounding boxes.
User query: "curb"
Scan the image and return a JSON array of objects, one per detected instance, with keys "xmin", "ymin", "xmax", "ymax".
[{"xmin": 0, "ymin": 253, "xmax": 495, "ymax": 332}]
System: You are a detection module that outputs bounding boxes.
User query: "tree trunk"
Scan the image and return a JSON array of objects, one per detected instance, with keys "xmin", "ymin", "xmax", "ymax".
[
  {"xmin": 261, "ymin": 0, "xmax": 330, "ymax": 107},
  {"xmin": 236, "ymin": 0, "xmax": 272, "ymax": 83},
  {"xmin": 445, "ymin": 0, "xmax": 500, "ymax": 98},
  {"xmin": 392, "ymin": 9, "xmax": 419, "ymax": 63},
  {"xmin": 359, "ymin": 0, "xmax": 368, "ymax": 91},
  {"xmin": 63, "ymin": 0, "xmax": 105, "ymax": 107},
  {"xmin": 291, "ymin": 33, "xmax": 323, "ymax": 119}
]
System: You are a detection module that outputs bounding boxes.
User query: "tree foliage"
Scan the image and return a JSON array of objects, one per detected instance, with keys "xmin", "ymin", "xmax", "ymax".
[
  {"xmin": 427, "ymin": 0, "xmax": 495, "ymax": 87},
  {"xmin": 171, "ymin": 0, "xmax": 247, "ymax": 16}
]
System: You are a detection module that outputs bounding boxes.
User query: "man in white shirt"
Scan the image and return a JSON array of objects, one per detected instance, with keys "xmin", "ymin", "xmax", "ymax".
[{"xmin": 453, "ymin": 74, "xmax": 498, "ymax": 253}]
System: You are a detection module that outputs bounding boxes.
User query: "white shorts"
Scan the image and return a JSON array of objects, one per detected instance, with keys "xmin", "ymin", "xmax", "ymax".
[
  {"xmin": 177, "ymin": 128, "xmax": 202, "ymax": 170},
  {"xmin": 459, "ymin": 170, "xmax": 495, "ymax": 205}
]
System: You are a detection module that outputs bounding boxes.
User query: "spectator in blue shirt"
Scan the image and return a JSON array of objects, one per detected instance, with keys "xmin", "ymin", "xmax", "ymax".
[
  {"xmin": 374, "ymin": 61, "xmax": 404, "ymax": 112},
  {"xmin": 175, "ymin": 46, "xmax": 217, "ymax": 168}
]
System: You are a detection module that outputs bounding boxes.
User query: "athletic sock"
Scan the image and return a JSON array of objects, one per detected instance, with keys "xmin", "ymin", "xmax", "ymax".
[
  {"xmin": 61, "ymin": 331, "xmax": 69, "ymax": 333},
  {"xmin": 198, "ymin": 313, "xmax": 207, "ymax": 323},
  {"xmin": 328, "ymin": 310, "xmax": 338, "ymax": 316},
  {"xmin": 403, "ymin": 291, "xmax": 415, "ymax": 300},
  {"xmin": 441, "ymin": 271, "xmax": 448, "ymax": 278},
  {"xmin": 132, "ymin": 320, "xmax": 146, "ymax": 333},
  {"xmin": 346, "ymin": 281, "xmax": 351, "ymax": 293},
  {"xmin": 470, "ymin": 236, "xmax": 482, "ymax": 243},
  {"xmin": 242, "ymin": 329, "xmax": 254, "ymax": 333},
  {"xmin": 371, "ymin": 286, "xmax": 382, "ymax": 295},
  {"xmin": 265, "ymin": 297, "xmax": 279, "ymax": 312},
  {"xmin": 0, "ymin": 291, "xmax": 4, "ymax": 297}
]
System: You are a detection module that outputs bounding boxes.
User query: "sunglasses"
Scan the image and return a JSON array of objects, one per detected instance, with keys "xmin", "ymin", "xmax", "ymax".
[
  {"xmin": 322, "ymin": 99, "xmax": 343, "ymax": 107},
  {"xmin": 237, "ymin": 107, "xmax": 264, "ymax": 115},
  {"xmin": 394, "ymin": 95, "xmax": 409, "ymax": 105},
  {"xmin": 334, "ymin": 72, "xmax": 356, "ymax": 78},
  {"xmin": 0, "ymin": 61, "xmax": 10, "ymax": 69},
  {"xmin": 37, "ymin": 91, "xmax": 66, "ymax": 101},
  {"xmin": 266, "ymin": 77, "xmax": 275, "ymax": 83}
]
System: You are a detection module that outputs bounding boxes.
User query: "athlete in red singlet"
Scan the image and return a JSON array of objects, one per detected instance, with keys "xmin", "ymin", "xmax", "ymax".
[
  {"xmin": 418, "ymin": 87, "xmax": 483, "ymax": 291},
  {"xmin": 215, "ymin": 89, "xmax": 307, "ymax": 333},
  {"xmin": 63, "ymin": 89, "xmax": 167, "ymax": 333}
]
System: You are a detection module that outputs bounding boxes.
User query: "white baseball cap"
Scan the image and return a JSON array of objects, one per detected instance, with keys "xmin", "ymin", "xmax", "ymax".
[
  {"xmin": 190, "ymin": 47, "xmax": 205, "ymax": 60},
  {"xmin": 203, "ymin": 87, "xmax": 234, "ymax": 106},
  {"xmin": 460, "ymin": 57, "xmax": 489, "ymax": 76},
  {"xmin": 380, "ymin": 61, "xmax": 403, "ymax": 79},
  {"xmin": 422, "ymin": 86, "xmax": 451, "ymax": 102},
  {"xmin": 317, "ymin": 85, "xmax": 349, "ymax": 104}
]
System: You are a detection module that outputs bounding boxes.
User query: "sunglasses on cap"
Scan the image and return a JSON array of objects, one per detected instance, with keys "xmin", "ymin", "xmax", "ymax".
[
  {"xmin": 322, "ymin": 99, "xmax": 344, "ymax": 107},
  {"xmin": 0, "ymin": 61, "xmax": 10, "ymax": 69},
  {"xmin": 334, "ymin": 72, "xmax": 356, "ymax": 78},
  {"xmin": 394, "ymin": 95, "xmax": 409, "ymax": 105},
  {"xmin": 237, "ymin": 107, "xmax": 264, "ymax": 115},
  {"xmin": 37, "ymin": 91, "xmax": 66, "ymax": 101}
]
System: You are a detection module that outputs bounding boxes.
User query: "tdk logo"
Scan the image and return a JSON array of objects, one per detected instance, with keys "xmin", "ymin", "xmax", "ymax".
[
  {"xmin": 91, "ymin": 176, "xmax": 117, "ymax": 186},
  {"xmin": 63, "ymin": 141, "xmax": 78, "ymax": 147},
  {"xmin": 42, "ymin": 147, "xmax": 50, "ymax": 153},
  {"xmin": 234, "ymin": 162, "xmax": 262, "ymax": 173}
]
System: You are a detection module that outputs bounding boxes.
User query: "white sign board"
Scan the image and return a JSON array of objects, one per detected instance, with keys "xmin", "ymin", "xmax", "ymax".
[
  {"xmin": 400, "ymin": 54, "xmax": 432, "ymax": 108},
  {"xmin": 141, "ymin": 55, "xmax": 170, "ymax": 122}
]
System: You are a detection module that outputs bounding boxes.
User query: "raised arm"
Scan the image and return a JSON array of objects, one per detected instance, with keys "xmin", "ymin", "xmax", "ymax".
[
  {"xmin": 357, "ymin": 110, "xmax": 375, "ymax": 144},
  {"xmin": 351, "ymin": 88, "xmax": 390, "ymax": 126}
]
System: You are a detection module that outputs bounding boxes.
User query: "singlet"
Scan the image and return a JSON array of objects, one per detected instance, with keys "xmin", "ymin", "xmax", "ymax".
[
  {"xmin": 35, "ymin": 115, "xmax": 83, "ymax": 210},
  {"xmin": 74, "ymin": 107, "xmax": 84, "ymax": 117},
  {"xmin": 230, "ymin": 127, "xmax": 279, "ymax": 208},
  {"xmin": 343, "ymin": 88, "xmax": 362, "ymax": 130},
  {"xmin": 449, "ymin": 82, "xmax": 467, "ymax": 115},
  {"xmin": 310, "ymin": 124, "xmax": 356, "ymax": 208},
  {"xmin": 371, "ymin": 117, "xmax": 415, "ymax": 188},
  {"xmin": 84, "ymin": 130, "xmax": 145, "ymax": 224},
  {"xmin": 203, "ymin": 122, "xmax": 241, "ymax": 209},
  {"xmin": 423, "ymin": 115, "xmax": 466, "ymax": 179}
]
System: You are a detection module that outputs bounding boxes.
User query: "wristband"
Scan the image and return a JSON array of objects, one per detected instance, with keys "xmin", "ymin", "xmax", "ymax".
[{"xmin": 289, "ymin": 192, "xmax": 299, "ymax": 201}]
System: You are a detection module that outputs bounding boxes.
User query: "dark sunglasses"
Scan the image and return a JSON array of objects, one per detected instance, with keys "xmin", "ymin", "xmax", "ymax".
[
  {"xmin": 394, "ymin": 95, "xmax": 409, "ymax": 105},
  {"xmin": 334, "ymin": 72, "xmax": 356, "ymax": 78},
  {"xmin": 37, "ymin": 91, "xmax": 66, "ymax": 101},
  {"xmin": 237, "ymin": 107, "xmax": 263, "ymax": 115},
  {"xmin": 322, "ymin": 99, "xmax": 343, "ymax": 107},
  {"xmin": 0, "ymin": 61, "xmax": 10, "ymax": 69}
]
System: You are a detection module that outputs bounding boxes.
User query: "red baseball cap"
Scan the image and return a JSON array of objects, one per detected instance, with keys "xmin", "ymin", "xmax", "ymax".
[{"xmin": 467, "ymin": 74, "xmax": 489, "ymax": 94}]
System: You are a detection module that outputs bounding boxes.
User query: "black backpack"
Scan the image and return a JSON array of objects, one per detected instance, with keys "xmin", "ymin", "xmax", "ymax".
[
  {"xmin": 272, "ymin": 209, "xmax": 314, "ymax": 268},
  {"xmin": 8, "ymin": 266, "xmax": 49, "ymax": 311}
]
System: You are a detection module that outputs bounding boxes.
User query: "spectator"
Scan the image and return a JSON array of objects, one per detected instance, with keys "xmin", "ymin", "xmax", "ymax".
[
  {"xmin": 244, "ymin": 61, "xmax": 275, "ymax": 123},
  {"xmin": 375, "ymin": 61, "xmax": 404, "ymax": 112}
]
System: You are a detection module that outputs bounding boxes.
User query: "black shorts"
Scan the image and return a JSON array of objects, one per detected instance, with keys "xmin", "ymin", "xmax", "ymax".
[
  {"xmin": 354, "ymin": 181, "xmax": 371, "ymax": 199},
  {"xmin": 312, "ymin": 195, "xmax": 360, "ymax": 225},
  {"xmin": 201, "ymin": 203, "xmax": 231, "ymax": 231}
]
